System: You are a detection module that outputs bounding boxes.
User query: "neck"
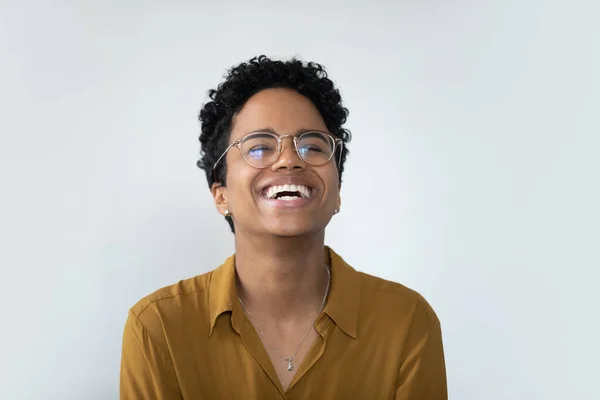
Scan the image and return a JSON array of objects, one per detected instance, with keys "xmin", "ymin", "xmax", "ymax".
[{"xmin": 234, "ymin": 232, "xmax": 329, "ymax": 323}]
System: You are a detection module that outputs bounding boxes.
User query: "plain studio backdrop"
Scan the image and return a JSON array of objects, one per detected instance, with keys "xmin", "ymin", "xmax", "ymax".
[{"xmin": 1, "ymin": 0, "xmax": 598, "ymax": 399}]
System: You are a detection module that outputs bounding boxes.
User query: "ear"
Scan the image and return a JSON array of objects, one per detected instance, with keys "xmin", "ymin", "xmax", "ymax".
[
  {"xmin": 336, "ymin": 184, "xmax": 342, "ymax": 213},
  {"xmin": 211, "ymin": 182, "xmax": 229, "ymax": 216}
]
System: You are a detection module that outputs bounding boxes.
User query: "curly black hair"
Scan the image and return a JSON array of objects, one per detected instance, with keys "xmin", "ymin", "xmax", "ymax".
[{"xmin": 197, "ymin": 55, "xmax": 351, "ymax": 232}]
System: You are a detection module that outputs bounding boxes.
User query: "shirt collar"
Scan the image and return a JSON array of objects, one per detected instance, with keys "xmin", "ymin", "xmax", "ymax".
[
  {"xmin": 208, "ymin": 246, "xmax": 360, "ymax": 339},
  {"xmin": 323, "ymin": 247, "xmax": 360, "ymax": 338},
  {"xmin": 208, "ymin": 253, "xmax": 238, "ymax": 337}
]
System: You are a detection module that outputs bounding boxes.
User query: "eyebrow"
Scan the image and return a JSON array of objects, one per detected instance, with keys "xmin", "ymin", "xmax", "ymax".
[{"xmin": 249, "ymin": 127, "xmax": 329, "ymax": 136}]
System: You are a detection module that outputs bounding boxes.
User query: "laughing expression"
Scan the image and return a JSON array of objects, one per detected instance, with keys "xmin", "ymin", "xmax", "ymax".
[{"xmin": 212, "ymin": 88, "xmax": 341, "ymax": 237}]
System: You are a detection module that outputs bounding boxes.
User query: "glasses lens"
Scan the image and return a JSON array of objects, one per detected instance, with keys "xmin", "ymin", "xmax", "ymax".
[
  {"xmin": 297, "ymin": 132, "xmax": 335, "ymax": 165},
  {"xmin": 241, "ymin": 133, "xmax": 279, "ymax": 167}
]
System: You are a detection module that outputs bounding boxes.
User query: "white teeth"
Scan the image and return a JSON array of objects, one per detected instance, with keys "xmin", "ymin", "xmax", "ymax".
[{"xmin": 264, "ymin": 184, "xmax": 312, "ymax": 199}]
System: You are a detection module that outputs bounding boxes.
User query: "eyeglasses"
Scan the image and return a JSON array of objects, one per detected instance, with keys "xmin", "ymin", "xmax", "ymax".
[{"xmin": 211, "ymin": 130, "xmax": 343, "ymax": 182}]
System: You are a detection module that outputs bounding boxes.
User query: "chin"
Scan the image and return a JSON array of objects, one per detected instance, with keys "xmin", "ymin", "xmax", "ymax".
[
  {"xmin": 265, "ymin": 221, "xmax": 321, "ymax": 238},
  {"xmin": 269, "ymin": 227, "xmax": 313, "ymax": 238}
]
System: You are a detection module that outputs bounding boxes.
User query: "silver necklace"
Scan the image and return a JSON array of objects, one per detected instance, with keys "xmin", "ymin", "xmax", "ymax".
[{"xmin": 238, "ymin": 264, "xmax": 331, "ymax": 372}]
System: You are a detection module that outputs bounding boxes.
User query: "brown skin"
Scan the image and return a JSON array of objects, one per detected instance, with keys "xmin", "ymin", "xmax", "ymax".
[{"xmin": 210, "ymin": 88, "xmax": 341, "ymax": 390}]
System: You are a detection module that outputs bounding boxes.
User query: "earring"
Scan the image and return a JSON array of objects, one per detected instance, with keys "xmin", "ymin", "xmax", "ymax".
[
  {"xmin": 224, "ymin": 209, "xmax": 231, "ymax": 217},
  {"xmin": 334, "ymin": 208, "xmax": 339, "ymax": 214}
]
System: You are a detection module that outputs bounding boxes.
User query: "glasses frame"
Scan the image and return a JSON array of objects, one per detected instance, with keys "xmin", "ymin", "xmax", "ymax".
[{"xmin": 211, "ymin": 130, "xmax": 344, "ymax": 184}]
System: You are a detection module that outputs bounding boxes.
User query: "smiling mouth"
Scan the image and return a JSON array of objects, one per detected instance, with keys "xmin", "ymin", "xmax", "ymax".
[{"xmin": 262, "ymin": 184, "xmax": 313, "ymax": 201}]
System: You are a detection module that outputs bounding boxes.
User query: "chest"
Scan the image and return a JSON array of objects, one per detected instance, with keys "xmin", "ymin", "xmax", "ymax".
[
  {"xmin": 262, "ymin": 327, "xmax": 321, "ymax": 392},
  {"xmin": 173, "ymin": 324, "xmax": 401, "ymax": 399},
  {"xmin": 171, "ymin": 319, "xmax": 403, "ymax": 400}
]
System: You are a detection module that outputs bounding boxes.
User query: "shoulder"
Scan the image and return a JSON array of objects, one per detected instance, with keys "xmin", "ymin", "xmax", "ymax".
[
  {"xmin": 358, "ymin": 271, "xmax": 439, "ymax": 327},
  {"xmin": 130, "ymin": 270, "xmax": 213, "ymax": 318},
  {"xmin": 127, "ymin": 270, "xmax": 216, "ymax": 346}
]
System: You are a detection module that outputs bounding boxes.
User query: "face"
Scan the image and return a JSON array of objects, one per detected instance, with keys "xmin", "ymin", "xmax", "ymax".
[{"xmin": 211, "ymin": 88, "xmax": 341, "ymax": 237}]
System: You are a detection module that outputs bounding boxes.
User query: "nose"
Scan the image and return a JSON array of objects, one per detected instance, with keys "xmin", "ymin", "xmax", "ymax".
[{"xmin": 271, "ymin": 135, "xmax": 306, "ymax": 171}]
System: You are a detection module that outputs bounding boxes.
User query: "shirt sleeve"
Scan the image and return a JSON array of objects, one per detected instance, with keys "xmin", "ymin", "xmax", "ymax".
[
  {"xmin": 394, "ymin": 316, "xmax": 448, "ymax": 400},
  {"xmin": 120, "ymin": 310, "xmax": 182, "ymax": 400}
]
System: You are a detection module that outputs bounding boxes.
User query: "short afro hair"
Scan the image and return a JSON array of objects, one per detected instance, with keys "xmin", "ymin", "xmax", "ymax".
[{"xmin": 196, "ymin": 55, "xmax": 351, "ymax": 232}]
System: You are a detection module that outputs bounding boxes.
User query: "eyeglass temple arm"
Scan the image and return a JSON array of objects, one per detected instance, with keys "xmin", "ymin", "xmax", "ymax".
[
  {"xmin": 211, "ymin": 141, "xmax": 239, "ymax": 183},
  {"xmin": 335, "ymin": 139, "xmax": 344, "ymax": 167}
]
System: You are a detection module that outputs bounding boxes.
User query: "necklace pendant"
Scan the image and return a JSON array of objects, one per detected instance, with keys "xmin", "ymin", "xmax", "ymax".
[{"xmin": 286, "ymin": 358, "xmax": 294, "ymax": 371}]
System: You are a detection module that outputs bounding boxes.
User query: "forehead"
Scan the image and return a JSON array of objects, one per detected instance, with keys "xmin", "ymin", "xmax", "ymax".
[{"xmin": 229, "ymin": 88, "xmax": 328, "ymax": 142}]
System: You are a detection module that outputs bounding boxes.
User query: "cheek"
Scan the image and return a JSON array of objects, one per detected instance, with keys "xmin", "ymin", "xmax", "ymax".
[
  {"xmin": 319, "ymin": 167, "xmax": 341, "ymax": 200},
  {"xmin": 225, "ymin": 164, "xmax": 260, "ymax": 204}
]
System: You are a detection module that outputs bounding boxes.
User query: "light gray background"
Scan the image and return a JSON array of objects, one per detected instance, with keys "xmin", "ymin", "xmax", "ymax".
[{"xmin": 1, "ymin": 0, "xmax": 598, "ymax": 399}]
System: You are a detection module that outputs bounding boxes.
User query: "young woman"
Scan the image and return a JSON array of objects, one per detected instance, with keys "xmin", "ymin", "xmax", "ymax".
[{"xmin": 120, "ymin": 56, "xmax": 447, "ymax": 399}]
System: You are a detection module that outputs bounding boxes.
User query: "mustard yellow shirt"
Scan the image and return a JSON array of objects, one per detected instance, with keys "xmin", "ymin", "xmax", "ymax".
[{"xmin": 120, "ymin": 247, "xmax": 447, "ymax": 399}]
